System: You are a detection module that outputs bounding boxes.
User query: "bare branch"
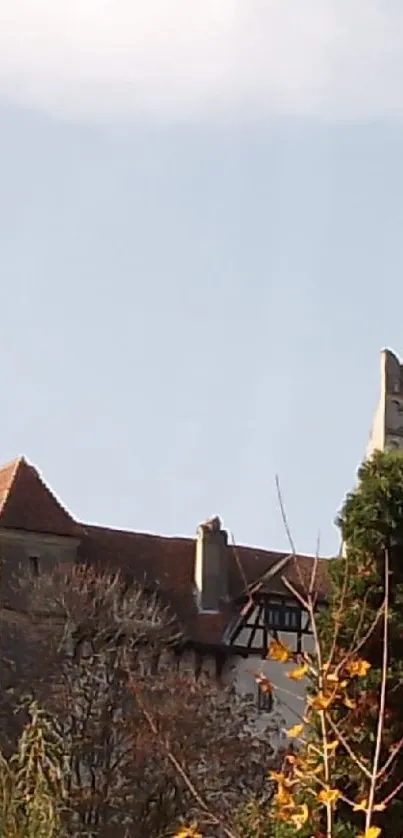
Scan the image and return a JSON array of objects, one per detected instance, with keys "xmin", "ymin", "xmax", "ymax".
[
  {"xmin": 275, "ymin": 474, "xmax": 296, "ymax": 557},
  {"xmin": 365, "ymin": 549, "xmax": 390, "ymax": 831}
]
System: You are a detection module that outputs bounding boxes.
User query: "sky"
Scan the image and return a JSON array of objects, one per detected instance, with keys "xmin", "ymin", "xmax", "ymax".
[{"xmin": 1, "ymin": 1, "xmax": 403, "ymax": 556}]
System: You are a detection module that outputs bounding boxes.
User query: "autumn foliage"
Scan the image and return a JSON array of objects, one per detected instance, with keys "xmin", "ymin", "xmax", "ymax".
[
  {"xmin": 242, "ymin": 450, "xmax": 403, "ymax": 838},
  {"xmin": 3, "ymin": 450, "xmax": 403, "ymax": 838}
]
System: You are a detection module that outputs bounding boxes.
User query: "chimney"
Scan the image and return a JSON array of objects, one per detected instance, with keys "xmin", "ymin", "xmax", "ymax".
[{"xmin": 194, "ymin": 516, "xmax": 228, "ymax": 612}]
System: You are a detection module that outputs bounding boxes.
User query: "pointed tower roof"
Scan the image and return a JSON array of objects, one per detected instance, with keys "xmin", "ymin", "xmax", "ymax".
[{"xmin": 0, "ymin": 457, "xmax": 82, "ymax": 537}]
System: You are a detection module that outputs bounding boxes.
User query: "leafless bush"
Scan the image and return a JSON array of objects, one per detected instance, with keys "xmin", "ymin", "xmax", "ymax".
[{"xmin": 1, "ymin": 565, "xmax": 276, "ymax": 837}]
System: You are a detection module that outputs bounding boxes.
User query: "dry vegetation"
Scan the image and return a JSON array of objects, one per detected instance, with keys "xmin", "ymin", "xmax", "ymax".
[{"xmin": 0, "ymin": 565, "xmax": 274, "ymax": 837}]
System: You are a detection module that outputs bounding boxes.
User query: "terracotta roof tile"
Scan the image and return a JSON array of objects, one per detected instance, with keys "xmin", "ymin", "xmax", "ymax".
[
  {"xmin": 79, "ymin": 525, "xmax": 330, "ymax": 644},
  {"xmin": 0, "ymin": 457, "xmax": 82, "ymax": 538},
  {"xmin": 0, "ymin": 456, "xmax": 331, "ymax": 646}
]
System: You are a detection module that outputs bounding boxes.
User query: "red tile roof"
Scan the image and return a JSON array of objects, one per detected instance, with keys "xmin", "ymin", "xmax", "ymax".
[
  {"xmin": 0, "ymin": 457, "xmax": 82, "ymax": 538},
  {"xmin": 79, "ymin": 525, "xmax": 330, "ymax": 644},
  {"xmin": 0, "ymin": 457, "xmax": 331, "ymax": 645},
  {"xmin": 78, "ymin": 524, "xmax": 237, "ymax": 644}
]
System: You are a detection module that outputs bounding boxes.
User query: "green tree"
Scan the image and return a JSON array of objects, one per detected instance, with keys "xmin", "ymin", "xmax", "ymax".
[
  {"xmin": 319, "ymin": 449, "xmax": 403, "ymax": 835},
  {"xmin": 239, "ymin": 450, "xmax": 403, "ymax": 838},
  {"xmin": 0, "ymin": 702, "xmax": 66, "ymax": 838}
]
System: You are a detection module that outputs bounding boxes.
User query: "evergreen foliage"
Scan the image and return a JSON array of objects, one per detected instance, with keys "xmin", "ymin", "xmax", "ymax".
[
  {"xmin": 239, "ymin": 450, "xmax": 403, "ymax": 838},
  {"xmin": 320, "ymin": 450, "xmax": 403, "ymax": 835},
  {"xmin": 0, "ymin": 702, "xmax": 66, "ymax": 838}
]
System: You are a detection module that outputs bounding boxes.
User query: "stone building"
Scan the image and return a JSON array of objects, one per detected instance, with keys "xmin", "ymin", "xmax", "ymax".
[
  {"xmin": 0, "ymin": 455, "xmax": 330, "ymax": 738},
  {"xmin": 367, "ymin": 348, "xmax": 403, "ymax": 456}
]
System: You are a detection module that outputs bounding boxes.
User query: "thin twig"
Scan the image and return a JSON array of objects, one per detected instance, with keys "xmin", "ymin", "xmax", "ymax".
[
  {"xmin": 281, "ymin": 576, "xmax": 309, "ymax": 611},
  {"xmin": 308, "ymin": 554, "xmax": 319, "ymax": 601},
  {"xmin": 133, "ymin": 687, "xmax": 239, "ymax": 838},
  {"xmin": 229, "ymin": 531, "xmax": 253, "ymax": 606},
  {"xmin": 284, "ymin": 565, "xmax": 335, "ymax": 838},
  {"xmin": 377, "ymin": 735, "xmax": 403, "ymax": 780},
  {"xmin": 307, "ymin": 594, "xmax": 333, "ymax": 838},
  {"xmin": 327, "ymin": 551, "xmax": 349, "ymax": 669},
  {"xmin": 275, "ymin": 475, "xmax": 310, "ymax": 599},
  {"xmin": 331, "ymin": 601, "xmax": 385, "ymax": 683},
  {"xmin": 325, "ymin": 716, "xmax": 372, "ymax": 780},
  {"xmin": 365, "ymin": 549, "xmax": 389, "ymax": 831},
  {"xmin": 379, "ymin": 778, "xmax": 403, "ymax": 808},
  {"xmin": 345, "ymin": 586, "xmax": 381, "ymax": 660},
  {"xmin": 275, "ymin": 475, "xmax": 296, "ymax": 557}
]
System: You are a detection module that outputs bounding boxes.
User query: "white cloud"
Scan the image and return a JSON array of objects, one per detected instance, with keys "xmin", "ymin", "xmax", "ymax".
[{"xmin": 0, "ymin": 0, "xmax": 402, "ymax": 121}]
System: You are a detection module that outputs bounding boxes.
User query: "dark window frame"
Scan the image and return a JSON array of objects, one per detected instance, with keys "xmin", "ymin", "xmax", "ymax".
[
  {"xmin": 29, "ymin": 556, "xmax": 40, "ymax": 577},
  {"xmin": 264, "ymin": 601, "xmax": 302, "ymax": 632},
  {"xmin": 226, "ymin": 593, "xmax": 313, "ymax": 654}
]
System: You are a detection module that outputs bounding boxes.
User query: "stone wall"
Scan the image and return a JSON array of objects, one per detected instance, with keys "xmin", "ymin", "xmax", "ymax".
[
  {"xmin": 0, "ymin": 528, "xmax": 80, "ymax": 608},
  {"xmin": 232, "ymin": 631, "xmax": 315, "ymax": 749},
  {"xmin": 367, "ymin": 348, "xmax": 403, "ymax": 456}
]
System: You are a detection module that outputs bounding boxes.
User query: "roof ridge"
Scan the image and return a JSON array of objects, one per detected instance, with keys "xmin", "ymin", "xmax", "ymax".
[
  {"xmin": 32, "ymin": 464, "xmax": 77, "ymax": 522},
  {"xmin": 84, "ymin": 523, "xmax": 194, "ymax": 543},
  {"xmin": 0, "ymin": 456, "xmax": 25, "ymax": 515},
  {"xmin": 0, "ymin": 456, "xmax": 82, "ymax": 537}
]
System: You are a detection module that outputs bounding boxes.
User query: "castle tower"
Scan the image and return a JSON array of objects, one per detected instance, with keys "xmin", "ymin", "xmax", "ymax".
[{"xmin": 367, "ymin": 349, "xmax": 403, "ymax": 456}]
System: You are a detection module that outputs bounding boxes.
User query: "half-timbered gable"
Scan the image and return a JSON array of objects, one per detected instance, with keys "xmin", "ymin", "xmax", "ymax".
[
  {"xmin": 222, "ymin": 560, "xmax": 328, "ymax": 739},
  {"xmin": 0, "ymin": 455, "xmax": 331, "ymax": 743}
]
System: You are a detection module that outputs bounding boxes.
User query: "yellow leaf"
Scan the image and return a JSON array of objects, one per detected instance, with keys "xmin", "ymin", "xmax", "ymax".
[
  {"xmin": 358, "ymin": 828, "xmax": 381, "ymax": 838},
  {"xmin": 325, "ymin": 740, "xmax": 339, "ymax": 753},
  {"xmin": 353, "ymin": 799, "xmax": 385, "ymax": 813},
  {"xmin": 287, "ymin": 663, "xmax": 309, "ymax": 681},
  {"xmin": 175, "ymin": 828, "xmax": 202, "ymax": 838},
  {"xmin": 308, "ymin": 692, "xmax": 333, "ymax": 711},
  {"xmin": 267, "ymin": 639, "xmax": 291, "ymax": 662},
  {"xmin": 346, "ymin": 658, "xmax": 371, "ymax": 678},
  {"xmin": 353, "ymin": 798, "xmax": 368, "ymax": 812},
  {"xmin": 310, "ymin": 762, "xmax": 325, "ymax": 775},
  {"xmin": 275, "ymin": 783, "xmax": 293, "ymax": 807},
  {"xmin": 343, "ymin": 694, "xmax": 357, "ymax": 709},
  {"xmin": 286, "ymin": 723, "xmax": 304, "ymax": 739},
  {"xmin": 317, "ymin": 788, "xmax": 340, "ymax": 806},
  {"xmin": 324, "ymin": 669, "xmax": 339, "ymax": 683},
  {"xmin": 290, "ymin": 803, "xmax": 309, "ymax": 831}
]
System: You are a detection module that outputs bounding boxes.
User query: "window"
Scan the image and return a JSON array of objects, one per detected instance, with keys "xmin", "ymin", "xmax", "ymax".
[
  {"xmin": 284, "ymin": 609, "xmax": 299, "ymax": 629},
  {"xmin": 29, "ymin": 556, "xmax": 40, "ymax": 577},
  {"xmin": 266, "ymin": 602, "xmax": 301, "ymax": 632},
  {"xmin": 256, "ymin": 682, "xmax": 273, "ymax": 713}
]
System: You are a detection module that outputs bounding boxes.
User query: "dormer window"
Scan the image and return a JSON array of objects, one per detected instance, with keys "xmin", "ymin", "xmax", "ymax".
[
  {"xmin": 225, "ymin": 594, "xmax": 311, "ymax": 655},
  {"xmin": 266, "ymin": 604, "xmax": 301, "ymax": 631},
  {"xmin": 29, "ymin": 556, "xmax": 40, "ymax": 577}
]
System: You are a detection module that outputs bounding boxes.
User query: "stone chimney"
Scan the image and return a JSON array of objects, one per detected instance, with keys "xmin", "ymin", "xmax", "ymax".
[
  {"xmin": 367, "ymin": 349, "xmax": 403, "ymax": 457},
  {"xmin": 194, "ymin": 516, "xmax": 228, "ymax": 612}
]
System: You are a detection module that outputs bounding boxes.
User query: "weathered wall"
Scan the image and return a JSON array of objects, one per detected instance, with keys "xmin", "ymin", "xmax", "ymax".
[
  {"xmin": 169, "ymin": 636, "xmax": 314, "ymax": 749},
  {"xmin": 195, "ymin": 517, "xmax": 228, "ymax": 612},
  {"xmin": 0, "ymin": 528, "xmax": 80, "ymax": 607},
  {"xmin": 233, "ymin": 631, "xmax": 315, "ymax": 749},
  {"xmin": 367, "ymin": 349, "xmax": 403, "ymax": 457}
]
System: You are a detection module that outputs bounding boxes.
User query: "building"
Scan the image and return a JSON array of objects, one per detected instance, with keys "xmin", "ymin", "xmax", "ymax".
[
  {"xmin": 367, "ymin": 348, "xmax": 403, "ymax": 456},
  {"xmin": 0, "ymin": 455, "xmax": 330, "ymax": 737}
]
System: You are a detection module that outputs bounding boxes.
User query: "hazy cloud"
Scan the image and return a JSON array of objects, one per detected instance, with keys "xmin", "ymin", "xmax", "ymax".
[{"xmin": 0, "ymin": 0, "xmax": 402, "ymax": 121}]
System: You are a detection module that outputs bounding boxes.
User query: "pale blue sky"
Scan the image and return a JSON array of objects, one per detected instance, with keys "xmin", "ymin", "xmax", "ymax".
[{"xmin": 1, "ymin": 2, "xmax": 403, "ymax": 556}]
